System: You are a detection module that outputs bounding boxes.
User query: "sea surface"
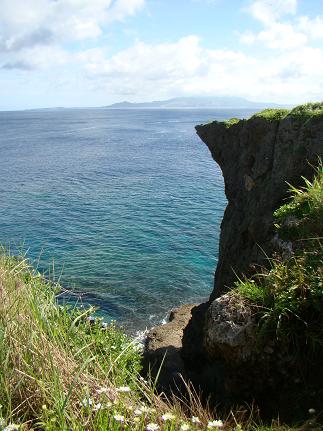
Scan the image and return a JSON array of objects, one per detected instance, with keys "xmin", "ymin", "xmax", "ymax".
[{"xmin": 0, "ymin": 108, "xmax": 257, "ymax": 332}]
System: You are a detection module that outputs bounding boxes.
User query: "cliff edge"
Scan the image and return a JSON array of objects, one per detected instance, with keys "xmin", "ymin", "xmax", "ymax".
[{"xmin": 181, "ymin": 103, "xmax": 323, "ymax": 419}]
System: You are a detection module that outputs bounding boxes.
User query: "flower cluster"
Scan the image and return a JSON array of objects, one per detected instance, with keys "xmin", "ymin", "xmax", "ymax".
[{"xmin": 78, "ymin": 385, "xmax": 225, "ymax": 430}]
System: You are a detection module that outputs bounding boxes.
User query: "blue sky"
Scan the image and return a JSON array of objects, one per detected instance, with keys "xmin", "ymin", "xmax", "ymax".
[{"xmin": 0, "ymin": 0, "xmax": 323, "ymax": 110}]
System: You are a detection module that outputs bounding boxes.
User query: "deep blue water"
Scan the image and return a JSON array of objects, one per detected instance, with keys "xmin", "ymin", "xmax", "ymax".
[{"xmin": 0, "ymin": 108, "xmax": 256, "ymax": 332}]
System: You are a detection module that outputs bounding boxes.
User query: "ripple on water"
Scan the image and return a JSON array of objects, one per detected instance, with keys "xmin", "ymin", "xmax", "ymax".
[{"xmin": 0, "ymin": 108, "xmax": 256, "ymax": 332}]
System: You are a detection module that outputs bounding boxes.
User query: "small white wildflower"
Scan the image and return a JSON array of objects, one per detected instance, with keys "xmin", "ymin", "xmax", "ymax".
[
  {"xmin": 308, "ymin": 408, "xmax": 316, "ymax": 415},
  {"xmin": 146, "ymin": 423, "xmax": 159, "ymax": 431},
  {"xmin": 140, "ymin": 405, "xmax": 154, "ymax": 413},
  {"xmin": 117, "ymin": 386, "xmax": 131, "ymax": 393},
  {"xmin": 96, "ymin": 387, "xmax": 108, "ymax": 394},
  {"xmin": 113, "ymin": 414, "xmax": 125, "ymax": 422},
  {"xmin": 139, "ymin": 375, "xmax": 148, "ymax": 384},
  {"xmin": 134, "ymin": 408, "xmax": 143, "ymax": 416},
  {"xmin": 180, "ymin": 423, "xmax": 190, "ymax": 430},
  {"xmin": 207, "ymin": 419, "xmax": 224, "ymax": 429},
  {"xmin": 81, "ymin": 397, "xmax": 93, "ymax": 408},
  {"xmin": 162, "ymin": 412, "xmax": 176, "ymax": 421},
  {"xmin": 93, "ymin": 403, "xmax": 102, "ymax": 411},
  {"xmin": 191, "ymin": 416, "xmax": 201, "ymax": 424},
  {"xmin": 3, "ymin": 425, "xmax": 21, "ymax": 431}
]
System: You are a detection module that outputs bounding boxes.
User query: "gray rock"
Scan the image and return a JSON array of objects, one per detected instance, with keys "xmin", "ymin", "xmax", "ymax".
[
  {"xmin": 195, "ymin": 112, "xmax": 323, "ymax": 298},
  {"xmin": 181, "ymin": 105, "xmax": 323, "ymax": 418},
  {"xmin": 142, "ymin": 304, "xmax": 195, "ymax": 393},
  {"xmin": 204, "ymin": 293, "xmax": 257, "ymax": 362}
]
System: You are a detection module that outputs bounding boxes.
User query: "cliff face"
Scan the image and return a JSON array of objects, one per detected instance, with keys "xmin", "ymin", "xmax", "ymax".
[
  {"xmin": 181, "ymin": 104, "xmax": 323, "ymax": 418},
  {"xmin": 195, "ymin": 109, "xmax": 323, "ymax": 299}
]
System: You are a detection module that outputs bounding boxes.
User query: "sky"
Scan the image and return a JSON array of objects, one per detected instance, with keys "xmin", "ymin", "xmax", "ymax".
[{"xmin": 0, "ymin": 0, "xmax": 323, "ymax": 110}]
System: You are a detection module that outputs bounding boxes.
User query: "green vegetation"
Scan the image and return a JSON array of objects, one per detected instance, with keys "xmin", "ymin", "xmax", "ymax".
[
  {"xmin": 235, "ymin": 162, "xmax": 323, "ymax": 347},
  {"xmin": 0, "ymin": 250, "xmax": 306, "ymax": 430},
  {"xmin": 2, "ymin": 160, "xmax": 322, "ymax": 430},
  {"xmin": 215, "ymin": 101, "xmax": 323, "ymax": 129},
  {"xmin": 223, "ymin": 118, "xmax": 240, "ymax": 128},
  {"xmin": 250, "ymin": 102, "xmax": 323, "ymax": 124},
  {"xmin": 251, "ymin": 109, "xmax": 289, "ymax": 121},
  {"xmin": 288, "ymin": 102, "xmax": 323, "ymax": 122}
]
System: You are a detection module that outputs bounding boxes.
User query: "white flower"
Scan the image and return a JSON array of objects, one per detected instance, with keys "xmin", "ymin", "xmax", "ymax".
[
  {"xmin": 81, "ymin": 397, "xmax": 93, "ymax": 408},
  {"xmin": 96, "ymin": 387, "xmax": 108, "ymax": 394},
  {"xmin": 139, "ymin": 375, "xmax": 148, "ymax": 383},
  {"xmin": 180, "ymin": 423, "xmax": 190, "ymax": 430},
  {"xmin": 308, "ymin": 408, "xmax": 316, "ymax": 414},
  {"xmin": 3, "ymin": 425, "xmax": 21, "ymax": 431},
  {"xmin": 207, "ymin": 419, "xmax": 224, "ymax": 429},
  {"xmin": 162, "ymin": 412, "xmax": 176, "ymax": 421},
  {"xmin": 140, "ymin": 405, "xmax": 154, "ymax": 413},
  {"xmin": 146, "ymin": 423, "xmax": 159, "ymax": 431},
  {"xmin": 113, "ymin": 414, "xmax": 125, "ymax": 422},
  {"xmin": 117, "ymin": 386, "xmax": 131, "ymax": 393},
  {"xmin": 134, "ymin": 408, "xmax": 143, "ymax": 416},
  {"xmin": 93, "ymin": 403, "xmax": 102, "ymax": 411},
  {"xmin": 191, "ymin": 416, "xmax": 201, "ymax": 423}
]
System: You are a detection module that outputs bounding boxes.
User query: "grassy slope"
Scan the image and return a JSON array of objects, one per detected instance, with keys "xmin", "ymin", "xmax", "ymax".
[
  {"xmin": 221, "ymin": 102, "xmax": 323, "ymax": 127},
  {"xmin": 0, "ymin": 255, "xmax": 298, "ymax": 431},
  {"xmin": 235, "ymin": 162, "xmax": 322, "ymax": 349},
  {"xmin": 0, "ymin": 252, "xmax": 225, "ymax": 431}
]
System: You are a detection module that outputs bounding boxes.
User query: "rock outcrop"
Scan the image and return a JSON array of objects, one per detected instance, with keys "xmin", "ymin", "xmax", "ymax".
[
  {"xmin": 142, "ymin": 304, "xmax": 195, "ymax": 394},
  {"xmin": 181, "ymin": 104, "xmax": 323, "ymax": 418},
  {"xmin": 144, "ymin": 103, "xmax": 323, "ymax": 419},
  {"xmin": 196, "ymin": 108, "xmax": 323, "ymax": 299}
]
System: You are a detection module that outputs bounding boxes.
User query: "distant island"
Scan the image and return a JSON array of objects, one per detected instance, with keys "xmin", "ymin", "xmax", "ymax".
[{"xmin": 105, "ymin": 96, "xmax": 282, "ymax": 109}]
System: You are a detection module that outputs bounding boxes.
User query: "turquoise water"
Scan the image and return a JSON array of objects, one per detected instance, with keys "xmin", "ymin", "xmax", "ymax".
[{"xmin": 0, "ymin": 108, "xmax": 256, "ymax": 332}]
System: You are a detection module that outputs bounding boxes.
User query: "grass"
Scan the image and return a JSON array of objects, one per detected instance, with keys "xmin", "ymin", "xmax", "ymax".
[
  {"xmin": 0, "ymin": 250, "xmax": 310, "ymax": 430},
  {"xmin": 288, "ymin": 102, "xmax": 323, "ymax": 122},
  {"xmin": 251, "ymin": 109, "xmax": 290, "ymax": 121},
  {"xmin": 235, "ymin": 161, "xmax": 323, "ymax": 348},
  {"xmin": 2, "ymin": 161, "xmax": 322, "ymax": 430},
  {"xmin": 223, "ymin": 118, "xmax": 240, "ymax": 128},
  {"xmin": 0, "ymin": 249, "xmax": 245, "ymax": 430}
]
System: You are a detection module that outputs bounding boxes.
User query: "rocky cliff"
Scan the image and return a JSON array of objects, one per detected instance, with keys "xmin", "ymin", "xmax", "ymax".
[
  {"xmin": 144, "ymin": 103, "xmax": 323, "ymax": 421},
  {"xmin": 196, "ymin": 107, "xmax": 322, "ymax": 299},
  {"xmin": 181, "ymin": 103, "xmax": 323, "ymax": 419}
]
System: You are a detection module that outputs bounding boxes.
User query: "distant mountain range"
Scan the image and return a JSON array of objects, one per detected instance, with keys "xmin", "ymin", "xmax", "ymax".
[{"xmin": 105, "ymin": 97, "xmax": 281, "ymax": 109}]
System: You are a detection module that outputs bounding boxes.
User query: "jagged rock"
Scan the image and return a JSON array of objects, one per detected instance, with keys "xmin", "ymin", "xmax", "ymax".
[
  {"xmin": 145, "ymin": 104, "xmax": 323, "ymax": 419},
  {"xmin": 182, "ymin": 105, "xmax": 323, "ymax": 418},
  {"xmin": 195, "ymin": 111, "xmax": 323, "ymax": 298},
  {"xmin": 203, "ymin": 293, "xmax": 257, "ymax": 362},
  {"xmin": 142, "ymin": 304, "xmax": 195, "ymax": 393}
]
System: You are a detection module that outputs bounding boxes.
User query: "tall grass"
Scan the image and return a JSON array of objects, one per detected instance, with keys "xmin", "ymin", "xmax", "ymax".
[
  {"xmin": 0, "ymin": 249, "xmax": 304, "ymax": 430},
  {"xmin": 235, "ymin": 162, "xmax": 323, "ymax": 347},
  {"xmin": 0, "ymin": 249, "xmax": 223, "ymax": 430}
]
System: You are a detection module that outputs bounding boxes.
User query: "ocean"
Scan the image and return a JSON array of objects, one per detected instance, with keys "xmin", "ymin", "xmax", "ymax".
[{"xmin": 0, "ymin": 108, "xmax": 256, "ymax": 332}]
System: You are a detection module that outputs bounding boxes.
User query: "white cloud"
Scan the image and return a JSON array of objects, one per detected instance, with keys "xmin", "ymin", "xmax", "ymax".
[
  {"xmin": 297, "ymin": 15, "xmax": 323, "ymax": 40},
  {"xmin": 241, "ymin": 0, "xmax": 323, "ymax": 51},
  {"xmin": 248, "ymin": 0, "xmax": 298, "ymax": 25},
  {"xmin": 1, "ymin": 0, "xmax": 322, "ymax": 107},
  {"xmin": 75, "ymin": 35, "xmax": 323, "ymax": 104},
  {"xmin": 0, "ymin": 0, "xmax": 145, "ymax": 61},
  {"xmin": 241, "ymin": 22, "xmax": 308, "ymax": 50}
]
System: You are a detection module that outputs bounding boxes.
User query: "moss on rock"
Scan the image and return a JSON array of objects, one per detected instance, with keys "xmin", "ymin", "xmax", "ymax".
[
  {"xmin": 223, "ymin": 117, "xmax": 240, "ymax": 128},
  {"xmin": 251, "ymin": 108, "xmax": 290, "ymax": 121}
]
